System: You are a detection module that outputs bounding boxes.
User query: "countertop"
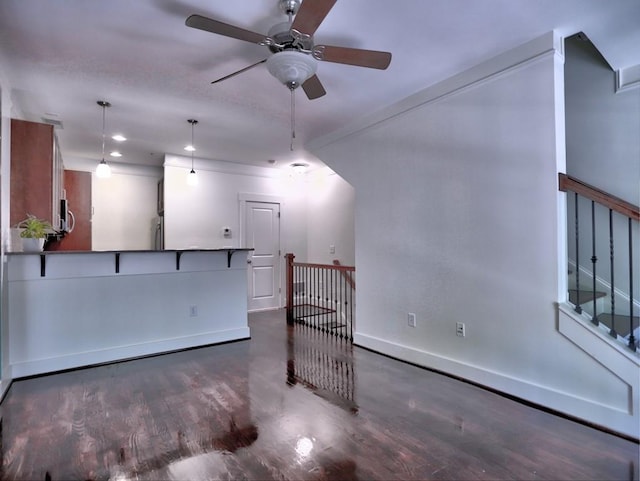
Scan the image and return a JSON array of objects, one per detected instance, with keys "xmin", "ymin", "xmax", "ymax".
[{"xmin": 7, "ymin": 248, "xmax": 254, "ymax": 256}]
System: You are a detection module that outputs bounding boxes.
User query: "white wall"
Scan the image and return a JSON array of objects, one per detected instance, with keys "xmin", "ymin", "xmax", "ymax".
[
  {"xmin": 565, "ymin": 36, "xmax": 640, "ymax": 205},
  {"xmin": 32, "ymin": 153, "xmax": 355, "ymax": 261},
  {"xmin": 92, "ymin": 164, "xmax": 162, "ymax": 251},
  {"xmin": 309, "ymin": 32, "xmax": 638, "ymax": 439},
  {"xmin": 0, "ymin": 70, "xmax": 11, "ymax": 396},
  {"xmin": 165, "ymin": 155, "xmax": 353, "ymax": 262},
  {"xmin": 306, "ymin": 168, "xmax": 355, "ymax": 266},
  {"xmin": 0, "ymin": 66, "xmax": 25, "ymax": 396}
]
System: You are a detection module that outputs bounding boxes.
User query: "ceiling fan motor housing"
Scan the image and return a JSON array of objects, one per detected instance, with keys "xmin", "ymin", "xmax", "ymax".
[
  {"xmin": 278, "ymin": 0, "xmax": 301, "ymax": 16},
  {"xmin": 267, "ymin": 22, "xmax": 313, "ymax": 53}
]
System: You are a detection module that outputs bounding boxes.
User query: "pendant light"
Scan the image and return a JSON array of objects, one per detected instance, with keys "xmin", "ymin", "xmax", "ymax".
[
  {"xmin": 96, "ymin": 100, "xmax": 112, "ymax": 178},
  {"xmin": 186, "ymin": 119, "xmax": 198, "ymax": 186}
]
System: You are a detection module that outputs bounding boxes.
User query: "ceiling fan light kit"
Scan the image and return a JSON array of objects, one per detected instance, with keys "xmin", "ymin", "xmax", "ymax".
[{"xmin": 267, "ymin": 50, "xmax": 317, "ymax": 90}]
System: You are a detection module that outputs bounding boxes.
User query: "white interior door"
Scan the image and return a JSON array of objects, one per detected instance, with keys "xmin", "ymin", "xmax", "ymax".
[{"xmin": 245, "ymin": 201, "xmax": 281, "ymax": 311}]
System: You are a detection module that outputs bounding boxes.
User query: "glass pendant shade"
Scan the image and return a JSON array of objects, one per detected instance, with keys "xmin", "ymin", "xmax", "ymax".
[
  {"xmin": 96, "ymin": 159, "xmax": 111, "ymax": 178},
  {"xmin": 187, "ymin": 168, "xmax": 198, "ymax": 186},
  {"xmin": 266, "ymin": 50, "xmax": 317, "ymax": 89}
]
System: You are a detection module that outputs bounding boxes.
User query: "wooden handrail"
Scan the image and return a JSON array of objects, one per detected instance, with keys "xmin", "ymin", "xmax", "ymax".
[
  {"xmin": 333, "ymin": 259, "xmax": 356, "ymax": 290},
  {"xmin": 291, "ymin": 260, "xmax": 355, "ymax": 272},
  {"xmin": 559, "ymin": 173, "xmax": 639, "ymax": 221}
]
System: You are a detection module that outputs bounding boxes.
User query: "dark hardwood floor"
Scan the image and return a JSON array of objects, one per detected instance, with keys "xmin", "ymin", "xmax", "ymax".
[{"xmin": 0, "ymin": 309, "xmax": 637, "ymax": 480}]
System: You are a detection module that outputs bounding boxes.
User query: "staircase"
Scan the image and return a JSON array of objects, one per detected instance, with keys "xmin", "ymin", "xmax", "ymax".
[
  {"xmin": 560, "ymin": 174, "xmax": 639, "ymax": 351},
  {"xmin": 569, "ymin": 288, "xmax": 639, "ymax": 341},
  {"xmin": 568, "ymin": 288, "xmax": 606, "ymax": 316}
]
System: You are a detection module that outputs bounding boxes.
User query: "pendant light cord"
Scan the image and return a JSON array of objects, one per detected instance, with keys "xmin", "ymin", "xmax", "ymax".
[
  {"xmin": 290, "ymin": 87, "xmax": 296, "ymax": 151},
  {"xmin": 191, "ymin": 121, "xmax": 195, "ymax": 171},
  {"xmin": 101, "ymin": 104, "xmax": 106, "ymax": 160}
]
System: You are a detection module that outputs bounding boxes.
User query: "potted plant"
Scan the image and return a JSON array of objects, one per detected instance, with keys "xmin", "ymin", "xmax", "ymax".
[{"xmin": 16, "ymin": 214, "xmax": 54, "ymax": 252}]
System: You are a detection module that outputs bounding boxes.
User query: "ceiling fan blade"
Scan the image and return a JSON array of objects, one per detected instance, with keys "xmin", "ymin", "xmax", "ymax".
[
  {"xmin": 314, "ymin": 45, "xmax": 392, "ymax": 70},
  {"xmin": 291, "ymin": 0, "xmax": 337, "ymax": 37},
  {"xmin": 211, "ymin": 59, "xmax": 268, "ymax": 85},
  {"xmin": 186, "ymin": 14, "xmax": 265, "ymax": 44},
  {"xmin": 302, "ymin": 74, "xmax": 326, "ymax": 100}
]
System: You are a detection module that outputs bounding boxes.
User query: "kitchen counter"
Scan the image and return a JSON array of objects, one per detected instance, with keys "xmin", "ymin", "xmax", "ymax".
[
  {"xmin": 10, "ymin": 247, "xmax": 253, "ymax": 254},
  {"xmin": 8, "ymin": 248, "xmax": 253, "ymax": 276},
  {"xmin": 5, "ymin": 248, "xmax": 253, "ymax": 379}
]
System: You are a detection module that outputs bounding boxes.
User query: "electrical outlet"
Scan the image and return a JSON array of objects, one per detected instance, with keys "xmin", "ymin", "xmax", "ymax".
[
  {"xmin": 456, "ymin": 322, "xmax": 465, "ymax": 337},
  {"xmin": 408, "ymin": 312, "xmax": 417, "ymax": 327},
  {"xmin": 189, "ymin": 305, "xmax": 198, "ymax": 317}
]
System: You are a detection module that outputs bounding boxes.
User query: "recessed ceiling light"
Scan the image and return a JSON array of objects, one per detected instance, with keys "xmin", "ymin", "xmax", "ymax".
[
  {"xmin": 110, "ymin": 151, "xmax": 122, "ymax": 157},
  {"xmin": 112, "ymin": 134, "xmax": 127, "ymax": 142},
  {"xmin": 184, "ymin": 145, "xmax": 196, "ymax": 152},
  {"xmin": 290, "ymin": 162, "xmax": 309, "ymax": 174}
]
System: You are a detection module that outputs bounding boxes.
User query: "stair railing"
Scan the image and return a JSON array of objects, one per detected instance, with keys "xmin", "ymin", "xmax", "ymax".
[
  {"xmin": 559, "ymin": 173, "xmax": 639, "ymax": 351},
  {"xmin": 285, "ymin": 253, "xmax": 355, "ymax": 341}
]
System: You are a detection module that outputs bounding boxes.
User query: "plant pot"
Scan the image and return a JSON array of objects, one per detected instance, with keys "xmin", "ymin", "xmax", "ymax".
[{"xmin": 22, "ymin": 237, "xmax": 45, "ymax": 252}]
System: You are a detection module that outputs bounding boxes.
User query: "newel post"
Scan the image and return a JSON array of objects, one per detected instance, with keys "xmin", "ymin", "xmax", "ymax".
[{"xmin": 285, "ymin": 253, "xmax": 295, "ymax": 325}]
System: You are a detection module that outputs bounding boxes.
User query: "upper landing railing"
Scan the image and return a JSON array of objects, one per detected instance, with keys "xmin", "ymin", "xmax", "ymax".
[{"xmin": 285, "ymin": 253, "xmax": 355, "ymax": 342}]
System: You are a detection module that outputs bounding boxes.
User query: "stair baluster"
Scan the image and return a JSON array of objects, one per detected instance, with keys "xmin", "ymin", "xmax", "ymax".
[
  {"xmin": 590, "ymin": 201, "xmax": 599, "ymax": 326},
  {"xmin": 574, "ymin": 192, "xmax": 582, "ymax": 314},
  {"xmin": 608, "ymin": 209, "xmax": 617, "ymax": 338},
  {"xmin": 629, "ymin": 219, "xmax": 637, "ymax": 351}
]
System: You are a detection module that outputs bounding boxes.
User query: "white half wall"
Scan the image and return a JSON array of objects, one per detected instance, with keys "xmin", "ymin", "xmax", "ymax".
[
  {"xmin": 7, "ymin": 250, "xmax": 250, "ymax": 378},
  {"xmin": 309, "ymin": 32, "xmax": 639, "ymax": 439}
]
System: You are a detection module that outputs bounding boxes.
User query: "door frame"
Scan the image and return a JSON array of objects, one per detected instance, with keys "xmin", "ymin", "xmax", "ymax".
[{"xmin": 239, "ymin": 193, "xmax": 284, "ymax": 309}]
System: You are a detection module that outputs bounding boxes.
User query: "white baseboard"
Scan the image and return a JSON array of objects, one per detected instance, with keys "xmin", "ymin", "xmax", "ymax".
[
  {"xmin": 354, "ymin": 326, "xmax": 639, "ymax": 439},
  {"xmin": 10, "ymin": 327, "xmax": 250, "ymax": 379},
  {"xmin": 0, "ymin": 379, "xmax": 9, "ymax": 401}
]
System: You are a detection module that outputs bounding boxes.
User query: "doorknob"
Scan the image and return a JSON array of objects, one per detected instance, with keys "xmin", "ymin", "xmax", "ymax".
[{"xmin": 247, "ymin": 259, "xmax": 252, "ymax": 264}]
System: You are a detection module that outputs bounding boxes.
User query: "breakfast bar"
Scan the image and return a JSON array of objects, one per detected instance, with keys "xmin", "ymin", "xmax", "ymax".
[{"xmin": 5, "ymin": 248, "xmax": 253, "ymax": 378}]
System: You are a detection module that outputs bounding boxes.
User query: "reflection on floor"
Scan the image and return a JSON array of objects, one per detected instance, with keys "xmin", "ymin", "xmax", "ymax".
[
  {"xmin": 0, "ymin": 308, "xmax": 637, "ymax": 480},
  {"xmin": 287, "ymin": 321, "xmax": 357, "ymax": 414}
]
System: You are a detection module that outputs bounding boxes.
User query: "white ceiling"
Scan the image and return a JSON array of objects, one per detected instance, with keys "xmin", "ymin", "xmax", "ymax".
[{"xmin": 1, "ymin": 0, "xmax": 639, "ymax": 172}]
